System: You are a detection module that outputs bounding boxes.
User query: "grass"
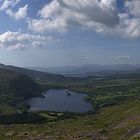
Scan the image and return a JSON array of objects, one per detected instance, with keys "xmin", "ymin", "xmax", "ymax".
[
  {"xmin": 0, "ymin": 100, "xmax": 140, "ymax": 139},
  {"xmin": 0, "ymin": 70, "xmax": 140, "ymax": 139},
  {"xmin": 0, "ymin": 103, "xmax": 17, "ymax": 115}
]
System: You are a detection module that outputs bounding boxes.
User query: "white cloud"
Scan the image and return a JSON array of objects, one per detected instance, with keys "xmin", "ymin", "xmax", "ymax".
[
  {"xmin": 0, "ymin": 0, "xmax": 28, "ymax": 20},
  {"xmin": 28, "ymin": 0, "xmax": 140, "ymax": 38},
  {"xmin": 28, "ymin": 0, "xmax": 119, "ymax": 33},
  {"xmin": 112, "ymin": 55, "xmax": 131, "ymax": 60},
  {"xmin": 0, "ymin": 31, "xmax": 58, "ymax": 50},
  {"xmin": 125, "ymin": 0, "xmax": 140, "ymax": 18},
  {"xmin": 0, "ymin": 0, "xmax": 20, "ymax": 10},
  {"xmin": 6, "ymin": 4, "xmax": 28, "ymax": 20}
]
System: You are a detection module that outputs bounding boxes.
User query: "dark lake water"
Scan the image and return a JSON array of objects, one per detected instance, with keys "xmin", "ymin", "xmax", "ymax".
[{"xmin": 26, "ymin": 89, "xmax": 93, "ymax": 113}]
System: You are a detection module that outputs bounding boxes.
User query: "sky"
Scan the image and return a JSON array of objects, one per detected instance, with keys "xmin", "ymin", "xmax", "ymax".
[{"xmin": 0, "ymin": 0, "xmax": 140, "ymax": 67}]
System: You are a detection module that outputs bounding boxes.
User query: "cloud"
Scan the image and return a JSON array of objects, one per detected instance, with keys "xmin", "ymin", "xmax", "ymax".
[
  {"xmin": 0, "ymin": 31, "xmax": 58, "ymax": 50},
  {"xmin": 112, "ymin": 55, "xmax": 131, "ymax": 60},
  {"xmin": 0, "ymin": 0, "xmax": 20, "ymax": 10},
  {"xmin": 28, "ymin": 0, "xmax": 119, "ymax": 33},
  {"xmin": 125, "ymin": 0, "xmax": 140, "ymax": 18},
  {"xmin": 28, "ymin": 0, "xmax": 140, "ymax": 38},
  {"xmin": 6, "ymin": 4, "xmax": 28, "ymax": 20},
  {"xmin": 0, "ymin": 0, "xmax": 28, "ymax": 20}
]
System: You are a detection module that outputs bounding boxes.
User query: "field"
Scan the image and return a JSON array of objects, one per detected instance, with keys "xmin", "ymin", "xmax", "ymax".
[
  {"xmin": 0, "ymin": 100, "xmax": 140, "ymax": 139},
  {"xmin": 0, "ymin": 67, "xmax": 140, "ymax": 139}
]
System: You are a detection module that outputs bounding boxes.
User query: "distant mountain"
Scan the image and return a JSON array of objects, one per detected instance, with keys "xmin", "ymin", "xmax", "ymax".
[{"xmin": 29, "ymin": 64, "xmax": 140, "ymax": 77}]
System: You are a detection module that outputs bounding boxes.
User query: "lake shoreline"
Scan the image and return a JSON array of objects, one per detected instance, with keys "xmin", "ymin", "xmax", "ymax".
[{"xmin": 25, "ymin": 89, "xmax": 93, "ymax": 113}]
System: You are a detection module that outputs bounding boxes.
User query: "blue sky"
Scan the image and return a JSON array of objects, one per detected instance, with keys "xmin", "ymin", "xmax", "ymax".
[{"xmin": 0, "ymin": 0, "xmax": 140, "ymax": 67}]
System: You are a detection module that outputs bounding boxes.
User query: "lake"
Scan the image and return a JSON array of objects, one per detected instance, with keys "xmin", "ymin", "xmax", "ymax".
[{"xmin": 26, "ymin": 89, "xmax": 93, "ymax": 113}]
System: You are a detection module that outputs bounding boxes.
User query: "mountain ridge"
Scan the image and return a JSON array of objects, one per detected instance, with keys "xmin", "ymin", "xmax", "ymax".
[{"xmin": 28, "ymin": 64, "xmax": 140, "ymax": 76}]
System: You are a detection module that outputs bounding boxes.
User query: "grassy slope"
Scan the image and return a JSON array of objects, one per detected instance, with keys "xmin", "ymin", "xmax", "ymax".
[
  {"xmin": 0, "ymin": 69, "xmax": 43, "ymax": 114},
  {"xmin": 0, "ymin": 103, "xmax": 17, "ymax": 115},
  {"xmin": 0, "ymin": 100, "xmax": 140, "ymax": 140},
  {"xmin": 0, "ymin": 68, "xmax": 42, "ymax": 97},
  {"xmin": 0, "ymin": 65, "xmax": 140, "ymax": 139}
]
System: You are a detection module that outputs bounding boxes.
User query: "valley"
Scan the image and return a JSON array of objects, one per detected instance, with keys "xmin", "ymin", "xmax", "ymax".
[
  {"xmin": 0, "ymin": 64, "xmax": 140, "ymax": 139},
  {"xmin": 0, "ymin": 0, "xmax": 139, "ymax": 139}
]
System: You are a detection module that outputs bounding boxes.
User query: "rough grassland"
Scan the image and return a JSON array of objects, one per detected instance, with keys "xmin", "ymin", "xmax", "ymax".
[{"xmin": 0, "ymin": 100, "xmax": 140, "ymax": 140}]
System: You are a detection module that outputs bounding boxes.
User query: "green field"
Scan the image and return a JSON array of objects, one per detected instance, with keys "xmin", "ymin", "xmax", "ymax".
[
  {"xmin": 0, "ymin": 67, "xmax": 140, "ymax": 139},
  {"xmin": 0, "ymin": 100, "xmax": 140, "ymax": 139}
]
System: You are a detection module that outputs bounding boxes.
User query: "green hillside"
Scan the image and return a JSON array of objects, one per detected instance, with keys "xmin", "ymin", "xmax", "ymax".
[
  {"xmin": 0, "ymin": 100, "xmax": 139, "ymax": 140},
  {"xmin": 0, "ymin": 69, "xmax": 42, "ymax": 101},
  {"xmin": 0, "ymin": 63, "xmax": 67, "ymax": 83},
  {"xmin": 0, "ymin": 65, "xmax": 140, "ymax": 139},
  {"xmin": 0, "ymin": 68, "xmax": 43, "ymax": 114}
]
